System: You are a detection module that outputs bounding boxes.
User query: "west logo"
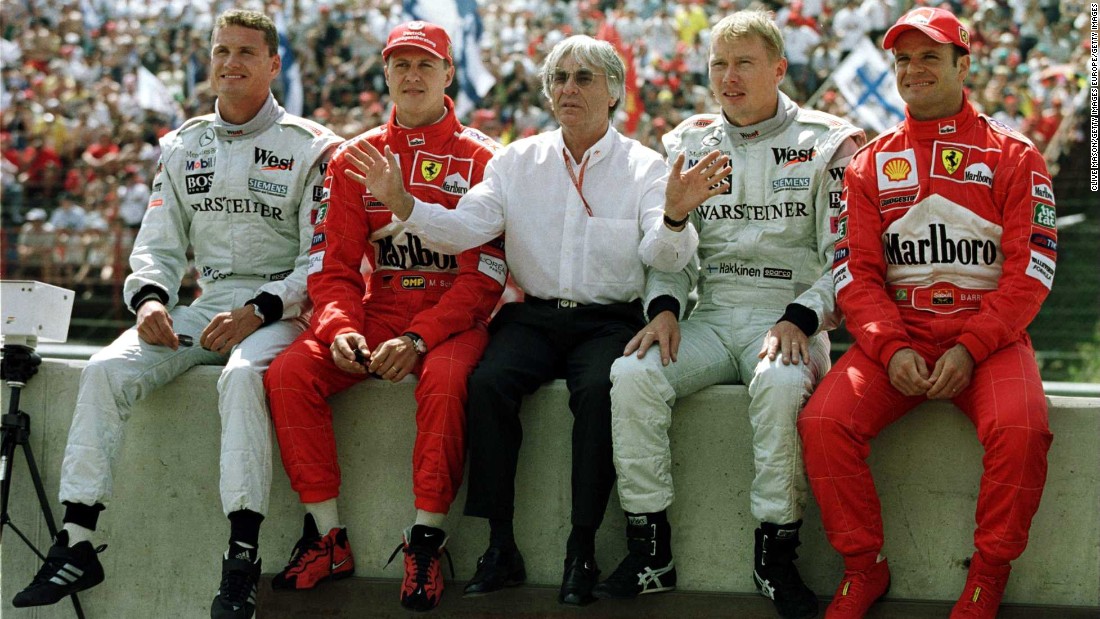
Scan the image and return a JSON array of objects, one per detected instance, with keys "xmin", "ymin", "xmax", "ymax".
[
  {"xmin": 254, "ymin": 148, "xmax": 295, "ymax": 171},
  {"xmin": 185, "ymin": 173, "xmax": 213, "ymax": 194},
  {"xmin": 772, "ymin": 147, "xmax": 816, "ymax": 166},
  {"xmin": 828, "ymin": 167, "xmax": 845, "ymax": 182}
]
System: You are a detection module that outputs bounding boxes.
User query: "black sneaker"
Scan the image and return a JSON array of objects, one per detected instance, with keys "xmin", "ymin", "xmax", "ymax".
[
  {"xmin": 385, "ymin": 525, "xmax": 454, "ymax": 611},
  {"xmin": 593, "ymin": 551, "xmax": 676, "ymax": 599},
  {"xmin": 753, "ymin": 522, "xmax": 819, "ymax": 619},
  {"xmin": 12, "ymin": 530, "xmax": 105, "ymax": 608},
  {"xmin": 463, "ymin": 545, "xmax": 526, "ymax": 596},
  {"xmin": 211, "ymin": 546, "xmax": 261, "ymax": 619}
]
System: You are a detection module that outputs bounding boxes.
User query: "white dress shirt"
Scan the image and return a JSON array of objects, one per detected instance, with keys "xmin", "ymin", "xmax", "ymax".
[{"xmin": 404, "ymin": 126, "xmax": 695, "ymax": 306}]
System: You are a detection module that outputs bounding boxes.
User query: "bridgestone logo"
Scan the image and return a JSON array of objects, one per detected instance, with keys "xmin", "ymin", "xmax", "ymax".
[{"xmin": 883, "ymin": 224, "xmax": 997, "ymax": 266}]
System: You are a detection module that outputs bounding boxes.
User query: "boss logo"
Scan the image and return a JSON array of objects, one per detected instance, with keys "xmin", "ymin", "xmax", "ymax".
[{"xmin": 185, "ymin": 173, "xmax": 214, "ymax": 194}]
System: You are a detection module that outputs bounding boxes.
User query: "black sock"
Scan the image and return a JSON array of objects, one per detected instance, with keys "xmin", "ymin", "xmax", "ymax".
[
  {"xmin": 228, "ymin": 509, "xmax": 264, "ymax": 559},
  {"xmin": 62, "ymin": 501, "xmax": 104, "ymax": 530},
  {"xmin": 488, "ymin": 518, "xmax": 515, "ymax": 549},
  {"xmin": 566, "ymin": 525, "xmax": 595, "ymax": 558}
]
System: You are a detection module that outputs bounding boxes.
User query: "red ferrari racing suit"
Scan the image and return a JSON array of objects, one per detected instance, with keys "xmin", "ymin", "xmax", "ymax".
[
  {"xmin": 265, "ymin": 98, "xmax": 505, "ymax": 514},
  {"xmin": 798, "ymin": 99, "xmax": 1056, "ymax": 568}
]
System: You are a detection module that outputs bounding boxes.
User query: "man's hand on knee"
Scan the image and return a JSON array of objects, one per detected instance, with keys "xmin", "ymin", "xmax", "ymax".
[{"xmin": 624, "ymin": 311, "xmax": 680, "ymax": 366}]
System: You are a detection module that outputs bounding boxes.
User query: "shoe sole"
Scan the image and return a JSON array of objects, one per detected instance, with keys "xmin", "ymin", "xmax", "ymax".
[
  {"xmin": 272, "ymin": 567, "xmax": 355, "ymax": 591},
  {"xmin": 593, "ymin": 584, "xmax": 676, "ymax": 600},
  {"xmin": 463, "ymin": 576, "xmax": 526, "ymax": 597},
  {"xmin": 12, "ymin": 573, "xmax": 105, "ymax": 608}
]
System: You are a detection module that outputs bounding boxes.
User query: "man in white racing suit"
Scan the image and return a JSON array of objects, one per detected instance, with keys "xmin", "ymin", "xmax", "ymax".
[
  {"xmin": 595, "ymin": 11, "xmax": 863, "ymax": 619},
  {"xmin": 12, "ymin": 10, "xmax": 341, "ymax": 619}
]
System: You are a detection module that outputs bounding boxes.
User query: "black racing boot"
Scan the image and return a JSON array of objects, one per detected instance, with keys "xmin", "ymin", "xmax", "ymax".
[
  {"xmin": 753, "ymin": 521, "xmax": 819, "ymax": 619},
  {"xmin": 592, "ymin": 511, "xmax": 676, "ymax": 599}
]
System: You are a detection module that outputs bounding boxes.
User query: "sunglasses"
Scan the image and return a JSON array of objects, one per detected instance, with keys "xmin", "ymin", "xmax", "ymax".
[{"xmin": 550, "ymin": 69, "xmax": 605, "ymax": 87}]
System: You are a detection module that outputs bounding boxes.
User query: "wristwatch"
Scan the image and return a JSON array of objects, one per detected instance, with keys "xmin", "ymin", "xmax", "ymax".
[{"xmin": 403, "ymin": 332, "xmax": 427, "ymax": 355}]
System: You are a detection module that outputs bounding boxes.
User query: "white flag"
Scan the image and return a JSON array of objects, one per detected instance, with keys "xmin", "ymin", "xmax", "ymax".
[
  {"xmin": 137, "ymin": 66, "xmax": 180, "ymax": 120},
  {"xmin": 403, "ymin": 0, "xmax": 495, "ymax": 120},
  {"xmin": 832, "ymin": 38, "xmax": 907, "ymax": 133}
]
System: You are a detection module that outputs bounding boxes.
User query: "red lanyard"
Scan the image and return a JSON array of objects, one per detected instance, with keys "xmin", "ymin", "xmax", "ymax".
[{"xmin": 563, "ymin": 148, "xmax": 594, "ymax": 217}]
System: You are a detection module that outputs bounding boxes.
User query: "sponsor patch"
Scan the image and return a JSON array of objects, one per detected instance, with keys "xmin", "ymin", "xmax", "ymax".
[
  {"xmin": 931, "ymin": 289, "xmax": 954, "ymax": 305},
  {"xmin": 248, "ymin": 178, "xmax": 288, "ymax": 197},
  {"xmin": 875, "ymin": 150, "xmax": 918, "ymax": 192},
  {"xmin": 830, "ymin": 216, "xmax": 839, "ymax": 234},
  {"xmin": 880, "ymin": 193, "xmax": 917, "ymax": 209},
  {"xmin": 478, "ymin": 253, "xmax": 508, "ymax": 286},
  {"xmin": 441, "ymin": 173, "xmax": 470, "ymax": 196},
  {"xmin": 1029, "ymin": 231, "xmax": 1057, "ymax": 253},
  {"xmin": 772, "ymin": 177, "xmax": 811, "ymax": 192},
  {"xmin": 308, "ymin": 251, "xmax": 325, "ymax": 275},
  {"xmin": 185, "ymin": 173, "xmax": 213, "ymax": 195},
  {"xmin": 832, "ymin": 263, "xmax": 852, "ymax": 292},
  {"xmin": 763, "ymin": 267, "xmax": 793, "ymax": 280},
  {"xmin": 149, "ymin": 197, "xmax": 164, "ymax": 208},
  {"xmin": 833, "ymin": 247, "xmax": 850, "ymax": 264},
  {"xmin": 1032, "ymin": 202, "xmax": 1056, "ymax": 228},
  {"xmin": 1031, "ymin": 172, "xmax": 1055, "ymax": 203},
  {"xmin": 938, "ymin": 120, "xmax": 956, "ymax": 135},
  {"xmin": 185, "ymin": 157, "xmax": 214, "ymax": 171},
  {"xmin": 939, "ymin": 147, "xmax": 965, "ymax": 176},
  {"xmin": 199, "ymin": 129, "xmax": 214, "ymax": 147},
  {"xmin": 254, "ymin": 147, "xmax": 295, "ymax": 171},
  {"xmin": 701, "ymin": 130, "xmax": 723, "ymax": 146},
  {"xmin": 739, "ymin": 130, "xmax": 759, "ymax": 139},
  {"xmin": 829, "ymin": 191, "xmax": 842, "ymax": 209},
  {"xmin": 837, "ymin": 215, "xmax": 848, "ymax": 240},
  {"xmin": 894, "ymin": 288, "xmax": 908, "ymax": 301},
  {"xmin": 311, "ymin": 232, "xmax": 326, "ymax": 249},
  {"xmin": 772, "ymin": 147, "xmax": 816, "ymax": 166},
  {"xmin": 311, "ymin": 185, "xmax": 324, "ymax": 201},
  {"xmin": 407, "ymin": 133, "xmax": 426, "ymax": 147},
  {"xmin": 400, "ymin": 275, "xmax": 426, "ymax": 289},
  {"xmin": 1025, "ymin": 250, "xmax": 1055, "ymax": 289},
  {"xmin": 420, "ymin": 158, "xmax": 443, "ymax": 182},
  {"xmin": 362, "ymin": 196, "xmax": 389, "ymax": 211},
  {"xmin": 962, "ymin": 162, "xmax": 993, "ymax": 187},
  {"xmin": 269, "ymin": 269, "xmax": 292, "ymax": 281},
  {"xmin": 312, "ymin": 204, "xmax": 328, "ymax": 225},
  {"xmin": 693, "ymin": 118, "xmax": 715, "ymax": 128},
  {"xmin": 828, "ymin": 167, "xmax": 845, "ymax": 182}
]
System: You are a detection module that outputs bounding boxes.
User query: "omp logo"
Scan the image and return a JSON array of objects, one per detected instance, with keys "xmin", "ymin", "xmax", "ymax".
[
  {"xmin": 185, "ymin": 158, "xmax": 214, "ymax": 171},
  {"xmin": 254, "ymin": 148, "xmax": 295, "ymax": 171},
  {"xmin": 185, "ymin": 173, "xmax": 213, "ymax": 194},
  {"xmin": 401, "ymin": 275, "xmax": 426, "ymax": 289},
  {"xmin": 772, "ymin": 147, "xmax": 816, "ymax": 166},
  {"xmin": 963, "ymin": 163, "xmax": 993, "ymax": 186},
  {"xmin": 883, "ymin": 157, "xmax": 911, "ymax": 181}
]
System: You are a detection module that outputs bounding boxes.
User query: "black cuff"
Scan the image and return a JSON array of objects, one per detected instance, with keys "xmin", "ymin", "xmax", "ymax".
[
  {"xmin": 130, "ymin": 285, "xmax": 168, "ymax": 312},
  {"xmin": 62, "ymin": 501, "xmax": 105, "ymax": 530},
  {"xmin": 778, "ymin": 303, "xmax": 818, "ymax": 337},
  {"xmin": 663, "ymin": 213, "xmax": 689, "ymax": 227},
  {"xmin": 245, "ymin": 292, "xmax": 283, "ymax": 326},
  {"xmin": 647, "ymin": 295, "xmax": 681, "ymax": 321}
]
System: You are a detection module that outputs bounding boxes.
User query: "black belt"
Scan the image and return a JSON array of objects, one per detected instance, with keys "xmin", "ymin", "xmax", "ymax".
[{"xmin": 526, "ymin": 296, "xmax": 586, "ymax": 309}]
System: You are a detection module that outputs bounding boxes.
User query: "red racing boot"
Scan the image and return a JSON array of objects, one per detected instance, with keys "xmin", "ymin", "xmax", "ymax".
[
  {"xmin": 825, "ymin": 556, "xmax": 890, "ymax": 619},
  {"xmin": 950, "ymin": 552, "xmax": 1011, "ymax": 618}
]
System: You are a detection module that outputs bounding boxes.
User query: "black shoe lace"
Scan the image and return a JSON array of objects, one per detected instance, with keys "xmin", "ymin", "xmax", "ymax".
[
  {"xmin": 284, "ymin": 535, "xmax": 322, "ymax": 570},
  {"xmin": 386, "ymin": 542, "xmax": 456, "ymax": 585},
  {"xmin": 218, "ymin": 567, "xmax": 256, "ymax": 607}
]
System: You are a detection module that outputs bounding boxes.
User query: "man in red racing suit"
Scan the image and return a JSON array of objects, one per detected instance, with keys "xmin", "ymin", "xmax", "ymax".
[
  {"xmin": 797, "ymin": 7, "xmax": 1056, "ymax": 619},
  {"xmin": 263, "ymin": 21, "xmax": 505, "ymax": 613}
]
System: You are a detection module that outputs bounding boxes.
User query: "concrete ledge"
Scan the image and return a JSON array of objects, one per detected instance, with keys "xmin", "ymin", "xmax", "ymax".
[{"xmin": 3, "ymin": 360, "xmax": 1098, "ymax": 618}]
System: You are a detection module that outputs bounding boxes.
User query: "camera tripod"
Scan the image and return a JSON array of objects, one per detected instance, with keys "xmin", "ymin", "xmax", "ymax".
[{"xmin": 2, "ymin": 343, "xmax": 87, "ymax": 617}]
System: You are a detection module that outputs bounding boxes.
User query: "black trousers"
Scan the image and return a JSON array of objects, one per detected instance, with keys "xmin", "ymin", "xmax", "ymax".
[{"xmin": 463, "ymin": 299, "xmax": 644, "ymax": 528}]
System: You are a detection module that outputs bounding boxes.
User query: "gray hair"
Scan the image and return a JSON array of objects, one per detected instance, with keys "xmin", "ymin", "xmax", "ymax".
[
  {"xmin": 710, "ymin": 10, "xmax": 785, "ymax": 61},
  {"xmin": 539, "ymin": 35, "xmax": 626, "ymax": 118}
]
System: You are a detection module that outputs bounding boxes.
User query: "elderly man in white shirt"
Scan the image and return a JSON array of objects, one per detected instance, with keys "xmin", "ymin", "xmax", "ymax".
[{"xmin": 343, "ymin": 34, "xmax": 728, "ymax": 607}]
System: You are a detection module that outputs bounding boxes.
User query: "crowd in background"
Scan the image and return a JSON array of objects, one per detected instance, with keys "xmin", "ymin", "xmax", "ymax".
[{"xmin": 0, "ymin": 0, "xmax": 1090, "ymax": 297}]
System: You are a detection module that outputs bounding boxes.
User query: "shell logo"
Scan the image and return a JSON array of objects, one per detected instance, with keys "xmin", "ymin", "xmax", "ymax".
[{"xmin": 883, "ymin": 158, "xmax": 912, "ymax": 182}]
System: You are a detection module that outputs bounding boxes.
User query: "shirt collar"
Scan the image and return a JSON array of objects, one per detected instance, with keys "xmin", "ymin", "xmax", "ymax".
[
  {"xmin": 902, "ymin": 95, "xmax": 979, "ymax": 141},
  {"xmin": 721, "ymin": 91, "xmax": 796, "ymax": 146},
  {"xmin": 213, "ymin": 93, "xmax": 282, "ymax": 140}
]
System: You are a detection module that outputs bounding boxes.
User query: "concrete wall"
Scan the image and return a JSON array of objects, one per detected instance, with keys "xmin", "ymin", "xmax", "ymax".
[{"xmin": 2, "ymin": 359, "xmax": 1098, "ymax": 619}]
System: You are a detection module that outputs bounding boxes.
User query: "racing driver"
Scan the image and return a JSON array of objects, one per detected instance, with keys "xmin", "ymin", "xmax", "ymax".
[
  {"xmin": 798, "ymin": 7, "xmax": 1057, "ymax": 619},
  {"xmin": 263, "ymin": 20, "xmax": 505, "ymax": 613},
  {"xmin": 597, "ymin": 11, "xmax": 863, "ymax": 619},
  {"xmin": 13, "ymin": 10, "xmax": 340, "ymax": 619}
]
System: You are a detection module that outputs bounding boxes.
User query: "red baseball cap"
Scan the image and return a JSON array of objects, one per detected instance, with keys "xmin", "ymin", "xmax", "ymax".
[
  {"xmin": 882, "ymin": 7, "xmax": 970, "ymax": 53},
  {"xmin": 382, "ymin": 21, "xmax": 452, "ymax": 63}
]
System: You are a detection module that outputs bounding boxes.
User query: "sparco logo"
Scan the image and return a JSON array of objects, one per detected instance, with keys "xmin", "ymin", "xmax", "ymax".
[
  {"xmin": 376, "ymin": 232, "xmax": 458, "ymax": 271},
  {"xmin": 884, "ymin": 224, "xmax": 997, "ymax": 266},
  {"xmin": 185, "ymin": 173, "xmax": 213, "ymax": 194},
  {"xmin": 254, "ymin": 148, "xmax": 295, "ymax": 171},
  {"xmin": 772, "ymin": 147, "xmax": 816, "ymax": 166},
  {"xmin": 763, "ymin": 268, "xmax": 792, "ymax": 279}
]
